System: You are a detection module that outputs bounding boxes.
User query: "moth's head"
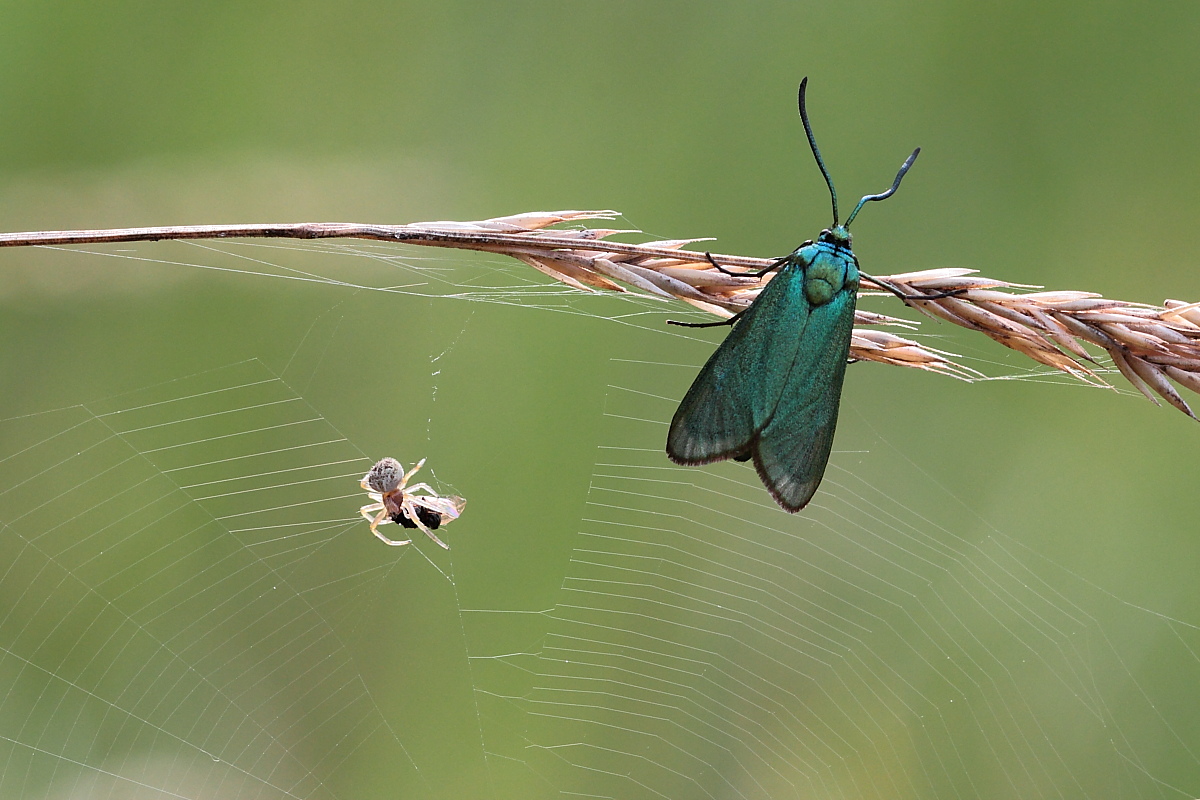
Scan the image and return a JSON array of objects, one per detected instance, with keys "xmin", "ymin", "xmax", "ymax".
[{"xmin": 819, "ymin": 226, "xmax": 851, "ymax": 247}]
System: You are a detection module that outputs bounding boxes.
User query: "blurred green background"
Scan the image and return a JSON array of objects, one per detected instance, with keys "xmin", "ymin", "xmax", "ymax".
[{"xmin": 1, "ymin": 1, "xmax": 1200, "ymax": 798}]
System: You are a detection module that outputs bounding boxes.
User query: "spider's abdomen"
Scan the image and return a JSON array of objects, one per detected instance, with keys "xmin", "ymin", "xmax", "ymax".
[{"xmin": 364, "ymin": 457, "xmax": 405, "ymax": 493}]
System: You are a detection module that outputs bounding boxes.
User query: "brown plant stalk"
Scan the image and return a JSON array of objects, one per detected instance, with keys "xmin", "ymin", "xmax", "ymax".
[{"xmin": 3, "ymin": 209, "xmax": 1199, "ymax": 418}]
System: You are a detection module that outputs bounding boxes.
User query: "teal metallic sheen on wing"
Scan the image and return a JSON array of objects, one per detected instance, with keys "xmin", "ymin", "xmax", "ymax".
[
  {"xmin": 751, "ymin": 276, "xmax": 856, "ymax": 510},
  {"xmin": 666, "ymin": 254, "xmax": 814, "ymax": 463},
  {"xmin": 665, "ymin": 78, "xmax": 921, "ymax": 512},
  {"xmin": 666, "ymin": 240, "xmax": 858, "ymax": 512}
]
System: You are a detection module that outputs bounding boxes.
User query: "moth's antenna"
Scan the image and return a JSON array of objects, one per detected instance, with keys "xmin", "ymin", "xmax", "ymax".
[
  {"xmin": 798, "ymin": 77, "xmax": 839, "ymax": 227},
  {"xmin": 845, "ymin": 147, "xmax": 921, "ymax": 228}
]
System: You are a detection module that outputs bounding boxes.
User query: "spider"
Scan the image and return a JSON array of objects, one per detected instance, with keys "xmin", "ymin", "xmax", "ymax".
[{"xmin": 358, "ymin": 457, "xmax": 466, "ymax": 549}]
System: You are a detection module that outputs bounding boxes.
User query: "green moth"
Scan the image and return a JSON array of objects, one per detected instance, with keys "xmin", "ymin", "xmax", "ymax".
[{"xmin": 666, "ymin": 78, "xmax": 942, "ymax": 512}]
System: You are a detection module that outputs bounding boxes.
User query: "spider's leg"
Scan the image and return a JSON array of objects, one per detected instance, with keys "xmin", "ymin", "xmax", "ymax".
[
  {"xmin": 421, "ymin": 527, "xmax": 450, "ymax": 549},
  {"xmin": 370, "ymin": 508, "xmax": 412, "ymax": 546},
  {"xmin": 402, "ymin": 498, "xmax": 450, "ymax": 550},
  {"xmin": 360, "ymin": 502, "xmax": 384, "ymax": 522},
  {"xmin": 374, "ymin": 530, "xmax": 414, "ymax": 546},
  {"xmin": 400, "ymin": 498, "xmax": 433, "ymax": 534},
  {"xmin": 399, "ymin": 458, "xmax": 426, "ymax": 489},
  {"xmin": 404, "ymin": 482, "xmax": 436, "ymax": 497},
  {"xmin": 360, "ymin": 478, "xmax": 373, "ymax": 491}
]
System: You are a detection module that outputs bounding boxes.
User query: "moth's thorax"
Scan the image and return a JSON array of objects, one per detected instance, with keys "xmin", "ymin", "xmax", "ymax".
[{"xmin": 795, "ymin": 233, "xmax": 859, "ymax": 306}]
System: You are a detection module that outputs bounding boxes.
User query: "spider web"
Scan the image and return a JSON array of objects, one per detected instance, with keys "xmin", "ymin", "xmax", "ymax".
[
  {"xmin": 468, "ymin": 357, "xmax": 1200, "ymax": 799},
  {"xmin": 1, "ymin": 239, "xmax": 1198, "ymax": 799},
  {"xmin": 0, "ymin": 360, "xmax": 426, "ymax": 798}
]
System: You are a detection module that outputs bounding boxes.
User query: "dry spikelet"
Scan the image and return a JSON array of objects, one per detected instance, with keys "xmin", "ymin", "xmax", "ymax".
[
  {"xmin": 446, "ymin": 211, "xmax": 1200, "ymax": 417},
  {"xmin": 3, "ymin": 208, "xmax": 1200, "ymax": 418}
]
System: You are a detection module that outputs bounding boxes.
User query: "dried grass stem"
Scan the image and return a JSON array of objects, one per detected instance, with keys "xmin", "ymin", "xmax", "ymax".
[{"xmin": 4, "ymin": 209, "xmax": 1198, "ymax": 418}]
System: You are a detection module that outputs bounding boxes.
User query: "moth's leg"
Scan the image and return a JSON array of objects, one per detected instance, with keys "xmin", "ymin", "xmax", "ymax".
[
  {"xmin": 859, "ymin": 271, "xmax": 968, "ymax": 302},
  {"xmin": 705, "ymin": 251, "xmax": 790, "ymax": 278},
  {"xmin": 667, "ymin": 309, "xmax": 745, "ymax": 329}
]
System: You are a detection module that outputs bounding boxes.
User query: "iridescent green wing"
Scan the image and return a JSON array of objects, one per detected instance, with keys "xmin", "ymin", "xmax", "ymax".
[
  {"xmin": 666, "ymin": 261, "xmax": 812, "ymax": 464},
  {"xmin": 751, "ymin": 285, "xmax": 857, "ymax": 511}
]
